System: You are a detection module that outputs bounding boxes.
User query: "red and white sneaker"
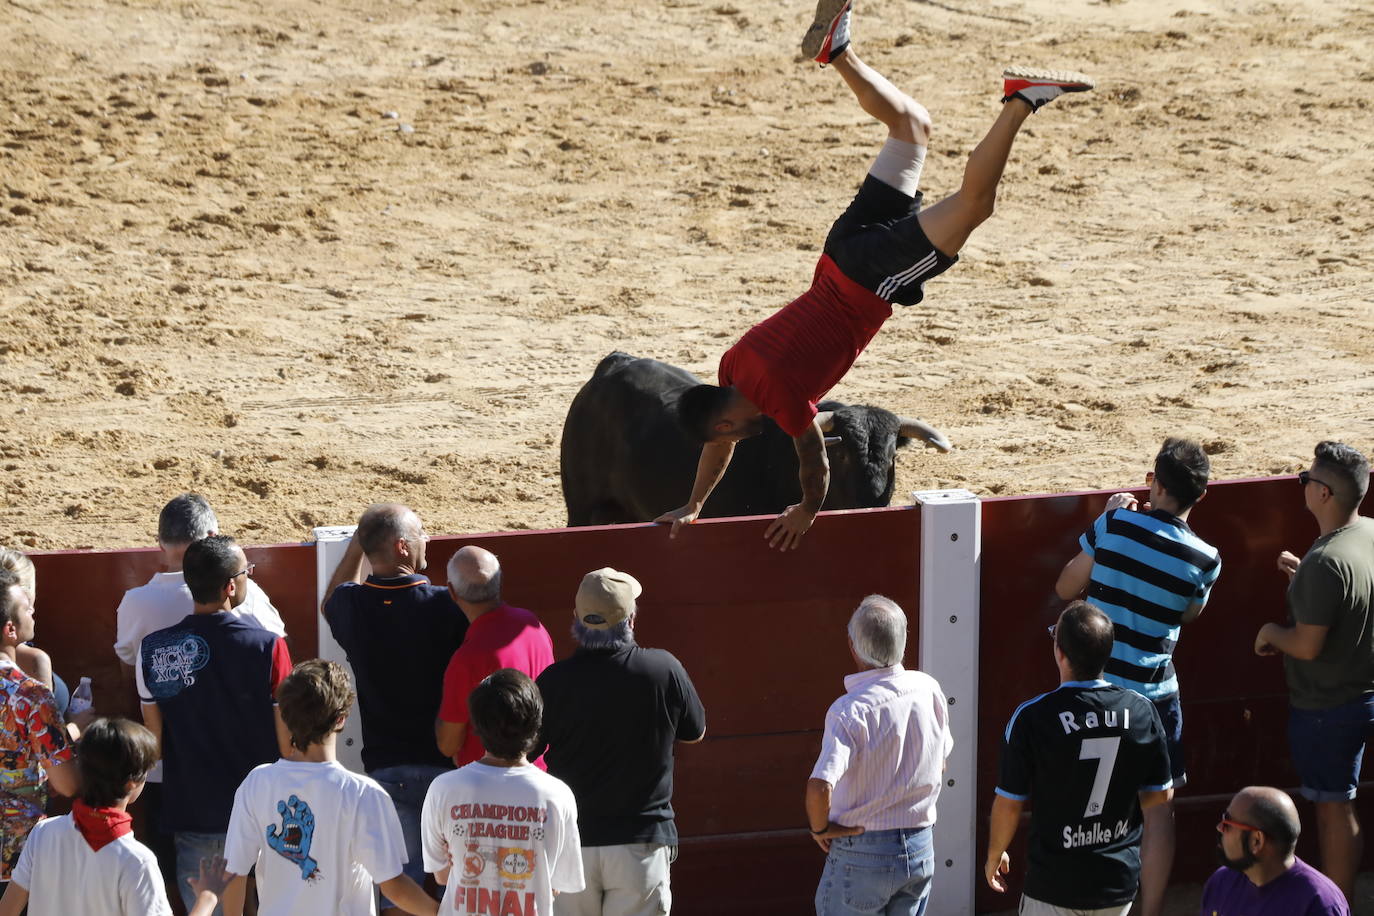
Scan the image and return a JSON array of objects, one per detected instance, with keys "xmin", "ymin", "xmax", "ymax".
[
  {"xmin": 1001, "ymin": 66, "xmax": 1095, "ymax": 111},
  {"xmin": 801, "ymin": 0, "xmax": 852, "ymax": 65}
]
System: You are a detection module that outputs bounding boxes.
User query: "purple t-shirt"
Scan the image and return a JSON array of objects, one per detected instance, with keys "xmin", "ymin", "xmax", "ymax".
[{"xmin": 1200, "ymin": 857, "xmax": 1349, "ymax": 916}]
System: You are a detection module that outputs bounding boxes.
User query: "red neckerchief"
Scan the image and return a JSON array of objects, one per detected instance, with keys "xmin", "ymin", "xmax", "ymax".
[{"xmin": 71, "ymin": 799, "xmax": 133, "ymax": 852}]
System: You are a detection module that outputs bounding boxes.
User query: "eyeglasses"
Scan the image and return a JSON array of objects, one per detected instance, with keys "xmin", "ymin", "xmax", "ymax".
[
  {"xmin": 1047, "ymin": 624, "xmax": 1057, "ymax": 640},
  {"xmin": 227, "ymin": 563, "xmax": 256, "ymax": 583},
  {"xmin": 1218, "ymin": 810, "xmax": 1264, "ymax": 835},
  {"xmin": 1298, "ymin": 470, "xmax": 1334, "ymax": 492}
]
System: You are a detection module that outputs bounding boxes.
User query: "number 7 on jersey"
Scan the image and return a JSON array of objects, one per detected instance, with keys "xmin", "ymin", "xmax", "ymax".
[{"xmin": 1079, "ymin": 736, "xmax": 1121, "ymax": 817}]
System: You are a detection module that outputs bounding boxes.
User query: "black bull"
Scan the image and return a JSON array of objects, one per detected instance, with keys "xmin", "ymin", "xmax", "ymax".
[{"xmin": 560, "ymin": 352, "xmax": 950, "ymax": 526}]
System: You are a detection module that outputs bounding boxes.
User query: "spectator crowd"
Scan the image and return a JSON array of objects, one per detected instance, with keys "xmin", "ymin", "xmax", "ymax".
[{"xmin": 0, "ymin": 437, "xmax": 1369, "ymax": 916}]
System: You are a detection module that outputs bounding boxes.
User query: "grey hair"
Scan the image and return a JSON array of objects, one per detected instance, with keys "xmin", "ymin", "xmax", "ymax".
[
  {"xmin": 847, "ymin": 594, "xmax": 907, "ymax": 668},
  {"xmin": 158, "ymin": 493, "xmax": 218, "ymax": 546},
  {"xmin": 571, "ymin": 616, "xmax": 635, "ymax": 650},
  {"xmin": 356, "ymin": 504, "xmax": 422, "ymax": 558},
  {"xmin": 447, "ymin": 547, "xmax": 503, "ymax": 604}
]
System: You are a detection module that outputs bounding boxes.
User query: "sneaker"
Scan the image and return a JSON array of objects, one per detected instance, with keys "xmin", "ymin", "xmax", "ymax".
[
  {"xmin": 1001, "ymin": 66, "xmax": 1095, "ymax": 111},
  {"xmin": 801, "ymin": 0, "xmax": 852, "ymax": 65}
]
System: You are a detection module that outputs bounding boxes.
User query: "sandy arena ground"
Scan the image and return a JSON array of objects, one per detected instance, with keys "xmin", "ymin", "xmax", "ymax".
[{"xmin": 1, "ymin": 0, "xmax": 1371, "ymax": 550}]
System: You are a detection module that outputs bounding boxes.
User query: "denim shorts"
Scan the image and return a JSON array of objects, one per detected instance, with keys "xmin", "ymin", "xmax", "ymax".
[
  {"xmin": 1289, "ymin": 694, "xmax": 1374, "ymax": 802},
  {"xmin": 815, "ymin": 826, "xmax": 933, "ymax": 916}
]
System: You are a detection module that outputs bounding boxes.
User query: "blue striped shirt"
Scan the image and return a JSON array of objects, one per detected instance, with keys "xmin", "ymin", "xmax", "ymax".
[{"xmin": 1080, "ymin": 508, "xmax": 1221, "ymax": 699}]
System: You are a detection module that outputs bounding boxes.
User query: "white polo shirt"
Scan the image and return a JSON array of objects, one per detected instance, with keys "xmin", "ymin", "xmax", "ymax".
[
  {"xmin": 810, "ymin": 664, "xmax": 953, "ymax": 831},
  {"xmin": 114, "ymin": 572, "xmax": 286, "ymax": 665}
]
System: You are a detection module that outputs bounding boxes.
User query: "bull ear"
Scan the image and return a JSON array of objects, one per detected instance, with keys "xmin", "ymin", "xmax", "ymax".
[
  {"xmin": 815, "ymin": 410, "xmax": 835, "ymax": 432},
  {"xmin": 898, "ymin": 417, "xmax": 953, "ymax": 453}
]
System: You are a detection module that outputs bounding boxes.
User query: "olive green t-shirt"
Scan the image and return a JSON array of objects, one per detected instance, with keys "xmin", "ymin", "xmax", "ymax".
[{"xmin": 1284, "ymin": 517, "xmax": 1374, "ymax": 710}]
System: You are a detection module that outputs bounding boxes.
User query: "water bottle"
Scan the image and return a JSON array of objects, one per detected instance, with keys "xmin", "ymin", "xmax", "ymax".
[{"xmin": 67, "ymin": 676, "xmax": 93, "ymax": 717}]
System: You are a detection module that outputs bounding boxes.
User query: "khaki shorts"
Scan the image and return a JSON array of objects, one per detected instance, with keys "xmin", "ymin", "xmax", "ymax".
[
  {"xmin": 1020, "ymin": 894, "xmax": 1132, "ymax": 916},
  {"xmin": 554, "ymin": 843, "xmax": 675, "ymax": 916}
]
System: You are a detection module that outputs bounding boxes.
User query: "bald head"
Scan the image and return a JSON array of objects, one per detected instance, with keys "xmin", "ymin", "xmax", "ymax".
[
  {"xmin": 448, "ymin": 546, "xmax": 503, "ymax": 605},
  {"xmin": 1233, "ymin": 786, "xmax": 1300, "ymax": 857}
]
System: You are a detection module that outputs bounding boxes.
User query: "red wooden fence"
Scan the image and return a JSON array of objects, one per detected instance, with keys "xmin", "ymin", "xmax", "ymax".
[{"xmin": 25, "ymin": 476, "xmax": 1361, "ymax": 913}]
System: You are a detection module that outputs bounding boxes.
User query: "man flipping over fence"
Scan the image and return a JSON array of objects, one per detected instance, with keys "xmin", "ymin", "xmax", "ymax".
[{"xmin": 658, "ymin": 0, "xmax": 1094, "ymax": 550}]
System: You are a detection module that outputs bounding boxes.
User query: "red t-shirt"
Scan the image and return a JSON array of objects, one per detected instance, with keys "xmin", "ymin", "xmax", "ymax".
[
  {"xmin": 718, "ymin": 254, "xmax": 892, "ymax": 436},
  {"xmin": 437, "ymin": 604, "xmax": 555, "ymax": 767}
]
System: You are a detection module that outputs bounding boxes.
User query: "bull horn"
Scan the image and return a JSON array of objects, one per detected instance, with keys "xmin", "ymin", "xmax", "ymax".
[
  {"xmin": 815, "ymin": 410, "xmax": 835, "ymax": 432},
  {"xmin": 898, "ymin": 417, "xmax": 953, "ymax": 453}
]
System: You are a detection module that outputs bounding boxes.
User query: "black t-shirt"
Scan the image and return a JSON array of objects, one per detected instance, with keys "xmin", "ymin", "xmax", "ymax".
[
  {"xmin": 996, "ymin": 681, "xmax": 1172, "ymax": 909},
  {"xmin": 537, "ymin": 644, "xmax": 706, "ymax": 846},
  {"xmin": 324, "ymin": 574, "xmax": 468, "ymax": 771}
]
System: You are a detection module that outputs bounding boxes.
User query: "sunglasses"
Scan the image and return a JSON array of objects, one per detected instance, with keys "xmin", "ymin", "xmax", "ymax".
[
  {"xmin": 1298, "ymin": 470, "xmax": 1334, "ymax": 492},
  {"xmin": 1218, "ymin": 810, "xmax": 1264, "ymax": 835}
]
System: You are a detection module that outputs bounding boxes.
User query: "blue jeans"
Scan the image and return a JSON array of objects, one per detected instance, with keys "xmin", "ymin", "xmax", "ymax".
[
  {"xmin": 371, "ymin": 764, "xmax": 449, "ymax": 905},
  {"xmin": 1289, "ymin": 694, "xmax": 1374, "ymax": 802},
  {"xmin": 815, "ymin": 826, "xmax": 934, "ymax": 916},
  {"xmin": 175, "ymin": 831, "xmax": 226, "ymax": 916}
]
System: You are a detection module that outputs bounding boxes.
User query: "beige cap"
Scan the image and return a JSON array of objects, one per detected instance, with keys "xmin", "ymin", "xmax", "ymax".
[{"xmin": 575, "ymin": 567, "xmax": 642, "ymax": 629}]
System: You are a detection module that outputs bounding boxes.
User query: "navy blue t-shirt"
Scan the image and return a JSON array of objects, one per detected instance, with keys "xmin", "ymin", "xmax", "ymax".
[
  {"xmin": 324, "ymin": 574, "xmax": 468, "ymax": 771},
  {"xmin": 996, "ymin": 680, "xmax": 1172, "ymax": 909},
  {"xmin": 137, "ymin": 612, "xmax": 291, "ymax": 834}
]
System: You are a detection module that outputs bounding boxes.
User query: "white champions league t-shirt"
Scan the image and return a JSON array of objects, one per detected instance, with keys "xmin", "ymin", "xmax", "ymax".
[
  {"xmin": 12, "ymin": 814, "xmax": 173, "ymax": 916},
  {"xmin": 422, "ymin": 762, "xmax": 584, "ymax": 916},
  {"xmin": 224, "ymin": 759, "xmax": 407, "ymax": 916}
]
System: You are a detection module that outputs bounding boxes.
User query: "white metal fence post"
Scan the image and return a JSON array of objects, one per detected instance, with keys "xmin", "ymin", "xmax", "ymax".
[
  {"xmin": 913, "ymin": 489, "xmax": 982, "ymax": 916},
  {"xmin": 313, "ymin": 525, "xmax": 367, "ymax": 774}
]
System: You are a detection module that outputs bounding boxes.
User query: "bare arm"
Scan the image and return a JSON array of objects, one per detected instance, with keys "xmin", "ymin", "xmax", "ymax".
[
  {"xmin": 323, "ymin": 532, "xmax": 366, "ymax": 612},
  {"xmin": 1180, "ymin": 599, "xmax": 1207, "ymax": 625},
  {"xmin": 1055, "ymin": 551, "xmax": 1094, "ymax": 601},
  {"xmin": 436, "ymin": 720, "xmax": 467, "ymax": 759},
  {"xmin": 220, "ymin": 874, "xmax": 248, "ymax": 916},
  {"xmin": 1138, "ymin": 787, "xmax": 1174, "ymax": 811},
  {"xmin": 15, "ymin": 645, "xmax": 52, "ymax": 691},
  {"xmin": 0, "ymin": 882, "xmax": 28, "ymax": 916},
  {"xmin": 654, "ymin": 440, "xmax": 737, "ymax": 537},
  {"xmin": 1255, "ymin": 621, "xmax": 1329, "ymax": 661},
  {"xmin": 141, "ymin": 702, "xmax": 164, "ymax": 759},
  {"xmin": 45, "ymin": 758, "xmax": 78, "ymax": 798},
  {"xmin": 985, "ymin": 794, "xmax": 1024, "ymax": 892},
  {"xmin": 378, "ymin": 874, "xmax": 440, "ymax": 915},
  {"xmin": 764, "ymin": 421, "xmax": 829, "ymax": 551},
  {"xmin": 804, "ymin": 777, "xmax": 863, "ymax": 853}
]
